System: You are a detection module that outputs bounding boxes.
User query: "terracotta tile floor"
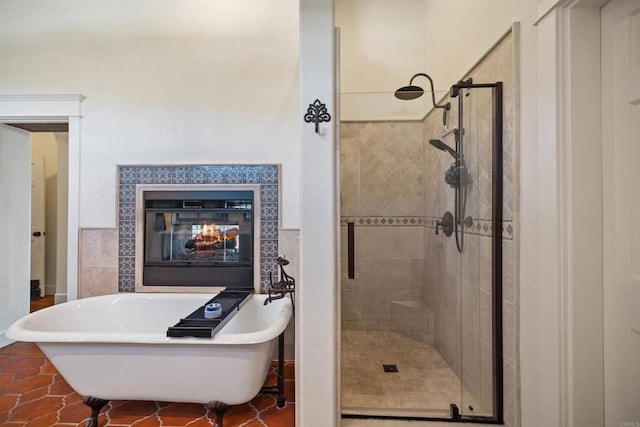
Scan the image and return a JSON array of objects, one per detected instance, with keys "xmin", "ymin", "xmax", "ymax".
[{"xmin": 0, "ymin": 342, "xmax": 295, "ymax": 426}]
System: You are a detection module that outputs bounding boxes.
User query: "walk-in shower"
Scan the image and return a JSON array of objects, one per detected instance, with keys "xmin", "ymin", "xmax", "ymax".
[{"xmin": 340, "ymin": 73, "xmax": 504, "ymax": 423}]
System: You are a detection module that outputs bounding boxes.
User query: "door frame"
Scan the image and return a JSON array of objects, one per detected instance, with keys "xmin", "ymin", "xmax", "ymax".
[
  {"xmin": 0, "ymin": 94, "xmax": 84, "ymax": 303},
  {"xmin": 30, "ymin": 154, "xmax": 46, "ymax": 297},
  {"xmin": 532, "ymin": 1, "xmax": 607, "ymax": 426}
]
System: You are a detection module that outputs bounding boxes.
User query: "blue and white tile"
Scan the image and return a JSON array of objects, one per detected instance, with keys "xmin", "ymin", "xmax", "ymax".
[
  {"xmin": 172, "ymin": 167, "xmax": 189, "ymax": 184},
  {"xmin": 118, "ymin": 274, "xmax": 135, "ymax": 292},
  {"xmin": 260, "ymin": 275, "xmax": 272, "ymax": 293},
  {"xmin": 261, "ymin": 203, "xmax": 278, "ymax": 220},
  {"xmin": 118, "ymin": 185, "xmax": 136, "ymax": 203},
  {"xmin": 261, "ymin": 240, "xmax": 278, "ymax": 258},
  {"xmin": 189, "ymin": 166, "xmax": 208, "ymax": 184},
  {"xmin": 244, "ymin": 166, "xmax": 262, "ymax": 184},
  {"xmin": 119, "ymin": 257, "xmax": 135, "ymax": 275},
  {"xmin": 119, "ymin": 166, "xmax": 136, "ymax": 184},
  {"xmin": 119, "ymin": 203, "xmax": 135, "ymax": 221},
  {"xmin": 261, "ymin": 257, "xmax": 279, "ymax": 278},
  {"xmin": 260, "ymin": 221, "xmax": 278, "ymax": 240},
  {"xmin": 260, "ymin": 165, "xmax": 279, "ymax": 183},
  {"xmin": 225, "ymin": 166, "xmax": 244, "ymax": 184},
  {"xmin": 260, "ymin": 185, "xmax": 278, "ymax": 203},
  {"xmin": 155, "ymin": 167, "xmax": 172, "ymax": 184},
  {"xmin": 119, "ymin": 220, "xmax": 136, "ymax": 239},
  {"xmin": 119, "ymin": 239, "xmax": 135, "ymax": 257},
  {"xmin": 206, "ymin": 166, "xmax": 226, "ymax": 184},
  {"xmin": 137, "ymin": 166, "xmax": 154, "ymax": 184}
]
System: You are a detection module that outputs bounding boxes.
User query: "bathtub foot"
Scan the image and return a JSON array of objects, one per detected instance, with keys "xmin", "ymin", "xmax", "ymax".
[
  {"xmin": 206, "ymin": 400, "xmax": 230, "ymax": 427},
  {"xmin": 82, "ymin": 396, "xmax": 109, "ymax": 427}
]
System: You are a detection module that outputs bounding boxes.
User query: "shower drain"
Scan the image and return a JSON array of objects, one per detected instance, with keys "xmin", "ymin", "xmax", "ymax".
[{"xmin": 382, "ymin": 364, "xmax": 399, "ymax": 373}]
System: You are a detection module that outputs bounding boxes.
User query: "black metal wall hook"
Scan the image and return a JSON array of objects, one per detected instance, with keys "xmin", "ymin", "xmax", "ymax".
[{"xmin": 304, "ymin": 99, "xmax": 331, "ymax": 133}]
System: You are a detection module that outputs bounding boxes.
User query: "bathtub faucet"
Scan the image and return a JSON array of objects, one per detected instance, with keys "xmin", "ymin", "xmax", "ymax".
[{"xmin": 264, "ymin": 256, "xmax": 295, "ymax": 309}]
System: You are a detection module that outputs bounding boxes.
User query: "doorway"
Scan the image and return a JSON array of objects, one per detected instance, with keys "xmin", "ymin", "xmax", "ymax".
[
  {"xmin": 4, "ymin": 125, "xmax": 69, "ymax": 311},
  {"xmin": 0, "ymin": 93, "xmax": 83, "ymax": 347}
]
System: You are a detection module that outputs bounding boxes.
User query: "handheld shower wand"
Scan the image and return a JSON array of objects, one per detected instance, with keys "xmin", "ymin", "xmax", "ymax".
[{"xmin": 428, "ymin": 139, "xmax": 459, "ymax": 160}]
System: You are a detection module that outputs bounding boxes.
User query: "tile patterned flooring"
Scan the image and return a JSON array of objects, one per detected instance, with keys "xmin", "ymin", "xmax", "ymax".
[
  {"xmin": 341, "ymin": 330, "xmax": 483, "ymax": 418},
  {"xmin": 0, "ymin": 342, "xmax": 295, "ymax": 426}
]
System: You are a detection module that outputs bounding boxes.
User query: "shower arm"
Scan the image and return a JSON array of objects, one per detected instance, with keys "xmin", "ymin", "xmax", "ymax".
[{"xmin": 410, "ymin": 73, "xmax": 451, "ymax": 112}]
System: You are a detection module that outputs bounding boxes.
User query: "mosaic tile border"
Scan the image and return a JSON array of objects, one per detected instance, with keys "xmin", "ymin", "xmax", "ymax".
[
  {"xmin": 340, "ymin": 216, "xmax": 514, "ymax": 240},
  {"xmin": 424, "ymin": 217, "xmax": 514, "ymax": 240},
  {"xmin": 118, "ymin": 165, "xmax": 280, "ymax": 293},
  {"xmin": 340, "ymin": 216, "xmax": 424, "ymax": 227}
]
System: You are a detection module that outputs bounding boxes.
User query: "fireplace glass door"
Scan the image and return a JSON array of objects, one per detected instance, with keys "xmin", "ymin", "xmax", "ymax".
[{"xmin": 143, "ymin": 190, "xmax": 254, "ymax": 288}]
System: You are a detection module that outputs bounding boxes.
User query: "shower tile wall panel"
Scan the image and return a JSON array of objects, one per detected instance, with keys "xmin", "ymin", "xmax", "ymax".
[
  {"xmin": 340, "ymin": 29, "xmax": 518, "ymax": 425},
  {"xmin": 340, "ymin": 224, "xmax": 424, "ymax": 332},
  {"xmin": 340, "ymin": 121, "xmax": 424, "ymax": 217},
  {"xmin": 340, "ymin": 120, "xmax": 426, "ymax": 332},
  {"xmin": 115, "ymin": 164, "xmax": 280, "ymax": 293}
]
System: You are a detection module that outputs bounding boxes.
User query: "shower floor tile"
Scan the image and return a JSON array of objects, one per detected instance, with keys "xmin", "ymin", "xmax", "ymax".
[
  {"xmin": 0, "ymin": 342, "xmax": 295, "ymax": 427},
  {"xmin": 341, "ymin": 330, "xmax": 484, "ymax": 418}
]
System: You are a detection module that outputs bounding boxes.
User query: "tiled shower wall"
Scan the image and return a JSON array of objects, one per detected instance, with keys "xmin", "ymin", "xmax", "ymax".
[
  {"xmin": 340, "ymin": 28, "xmax": 518, "ymax": 426},
  {"xmin": 340, "ymin": 122, "xmax": 426, "ymax": 331}
]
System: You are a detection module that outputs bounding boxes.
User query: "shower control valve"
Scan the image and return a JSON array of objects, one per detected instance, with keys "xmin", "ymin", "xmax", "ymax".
[{"xmin": 435, "ymin": 211, "xmax": 454, "ymax": 237}]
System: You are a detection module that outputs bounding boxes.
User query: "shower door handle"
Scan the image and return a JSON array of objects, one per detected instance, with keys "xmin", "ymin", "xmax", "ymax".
[{"xmin": 347, "ymin": 222, "xmax": 355, "ymax": 279}]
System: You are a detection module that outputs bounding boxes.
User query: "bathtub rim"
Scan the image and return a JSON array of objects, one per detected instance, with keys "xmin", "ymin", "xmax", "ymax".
[{"xmin": 6, "ymin": 292, "xmax": 292, "ymax": 346}]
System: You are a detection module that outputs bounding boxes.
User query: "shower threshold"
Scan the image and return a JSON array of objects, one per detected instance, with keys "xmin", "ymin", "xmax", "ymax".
[{"xmin": 342, "ymin": 406, "xmax": 449, "ymax": 419}]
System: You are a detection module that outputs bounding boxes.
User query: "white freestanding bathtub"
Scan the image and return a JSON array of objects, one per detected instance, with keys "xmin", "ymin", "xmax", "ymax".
[{"xmin": 6, "ymin": 292, "xmax": 292, "ymax": 426}]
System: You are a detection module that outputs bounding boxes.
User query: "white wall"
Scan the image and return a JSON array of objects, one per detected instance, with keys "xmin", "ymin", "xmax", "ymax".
[
  {"xmin": 423, "ymin": 0, "xmax": 535, "ymax": 89},
  {"xmin": 336, "ymin": 0, "xmax": 425, "ymax": 93},
  {"xmin": 298, "ymin": 1, "xmax": 338, "ymax": 426},
  {"xmin": 31, "ymin": 133, "xmax": 59, "ymax": 295},
  {"xmin": 336, "ymin": 0, "xmax": 430, "ymax": 120},
  {"xmin": 336, "ymin": 0, "xmax": 538, "ymax": 122},
  {"xmin": 0, "ymin": 0, "xmax": 301, "ymax": 228}
]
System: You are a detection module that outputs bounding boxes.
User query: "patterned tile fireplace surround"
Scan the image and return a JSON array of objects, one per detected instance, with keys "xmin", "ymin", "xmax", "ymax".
[
  {"xmin": 79, "ymin": 164, "xmax": 284, "ymax": 298},
  {"xmin": 117, "ymin": 164, "xmax": 280, "ymax": 293}
]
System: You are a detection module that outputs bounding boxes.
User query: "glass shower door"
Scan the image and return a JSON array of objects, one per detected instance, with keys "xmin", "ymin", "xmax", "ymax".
[
  {"xmin": 458, "ymin": 83, "xmax": 503, "ymax": 420},
  {"xmin": 339, "ymin": 90, "xmax": 463, "ymax": 419},
  {"xmin": 339, "ymin": 81, "xmax": 503, "ymax": 422}
]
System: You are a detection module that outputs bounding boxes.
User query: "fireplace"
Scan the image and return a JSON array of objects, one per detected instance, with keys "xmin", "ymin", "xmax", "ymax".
[{"xmin": 135, "ymin": 185, "xmax": 261, "ymax": 292}]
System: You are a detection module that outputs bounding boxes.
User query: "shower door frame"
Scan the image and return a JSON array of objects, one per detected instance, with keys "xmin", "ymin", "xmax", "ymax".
[{"xmin": 489, "ymin": 81, "xmax": 504, "ymax": 423}]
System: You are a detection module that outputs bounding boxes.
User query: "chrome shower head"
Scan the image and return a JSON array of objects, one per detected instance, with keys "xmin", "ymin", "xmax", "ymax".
[{"xmin": 429, "ymin": 139, "xmax": 459, "ymax": 160}]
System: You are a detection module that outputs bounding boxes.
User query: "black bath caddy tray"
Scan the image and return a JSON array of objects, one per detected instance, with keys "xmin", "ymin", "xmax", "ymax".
[{"xmin": 166, "ymin": 289, "xmax": 253, "ymax": 338}]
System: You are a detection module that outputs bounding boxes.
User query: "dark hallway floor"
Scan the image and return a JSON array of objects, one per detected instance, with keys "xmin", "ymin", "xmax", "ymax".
[{"xmin": 29, "ymin": 295, "xmax": 54, "ymax": 313}]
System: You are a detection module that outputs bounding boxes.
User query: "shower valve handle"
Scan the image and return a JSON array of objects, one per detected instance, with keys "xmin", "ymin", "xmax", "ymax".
[{"xmin": 435, "ymin": 211, "xmax": 454, "ymax": 237}]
